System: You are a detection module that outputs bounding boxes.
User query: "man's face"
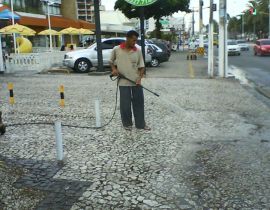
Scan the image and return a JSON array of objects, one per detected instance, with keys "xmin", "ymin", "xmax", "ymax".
[{"xmin": 126, "ymin": 35, "xmax": 138, "ymax": 48}]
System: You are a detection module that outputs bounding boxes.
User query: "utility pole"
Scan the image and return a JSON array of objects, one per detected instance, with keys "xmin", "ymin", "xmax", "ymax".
[
  {"xmin": 192, "ymin": 8, "xmax": 195, "ymax": 36},
  {"xmin": 94, "ymin": 0, "xmax": 104, "ymax": 72},
  {"xmin": 140, "ymin": 7, "xmax": 146, "ymax": 65},
  {"xmin": 199, "ymin": 0, "xmax": 204, "ymax": 47},
  {"xmin": 218, "ymin": 0, "xmax": 228, "ymax": 78},
  {"xmin": 84, "ymin": 0, "xmax": 88, "ymax": 21},
  {"xmin": 46, "ymin": 1, "xmax": 53, "ymax": 51},
  {"xmin": 208, "ymin": 0, "xmax": 214, "ymax": 78},
  {"xmin": 241, "ymin": 14, "xmax": 244, "ymax": 39}
]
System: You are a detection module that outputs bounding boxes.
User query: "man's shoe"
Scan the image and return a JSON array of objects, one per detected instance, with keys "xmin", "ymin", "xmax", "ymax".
[
  {"xmin": 143, "ymin": 125, "xmax": 151, "ymax": 131},
  {"xmin": 136, "ymin": 125, "xmax": 151, "ymax": 131},
  {"xmin": 123, "ymin": 126, "xmax": 132, "ymax": 131}
]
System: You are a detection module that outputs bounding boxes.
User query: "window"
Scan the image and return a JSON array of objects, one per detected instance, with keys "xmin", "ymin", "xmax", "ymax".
[
  {"xmin": 261, "ymin": 40, "xmax": 270, "ymax": 45},
  {"xmin": 102, "ymin": 40, "xmax": 115, "ymax": 49},
  {"xmin": 114, "ymin": 39, "xmax": 125, "ymax": 46}
]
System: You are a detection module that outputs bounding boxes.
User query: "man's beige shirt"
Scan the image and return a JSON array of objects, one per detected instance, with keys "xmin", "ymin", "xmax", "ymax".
[{"xmin": 110, "ymin": 45, "xmax": 145, "ymax": 86}]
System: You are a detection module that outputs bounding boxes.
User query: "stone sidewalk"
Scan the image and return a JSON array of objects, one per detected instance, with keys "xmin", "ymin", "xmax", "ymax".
[{"xmin": 0, "ymin": 54, "xmax": 270, "ymax": 209}]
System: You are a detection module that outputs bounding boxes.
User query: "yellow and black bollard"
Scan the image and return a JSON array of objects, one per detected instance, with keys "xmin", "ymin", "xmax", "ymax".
[
  {"xmin": 8, "ymin": 83, "xmax": 15, "ymax": 105},
  {"xmin": 0, "ymin": 111, "xmax": 6, "ymax": 135},
  {"xmin": 59, "ymin": 85, "xmax": 65, "ymax": 107}
]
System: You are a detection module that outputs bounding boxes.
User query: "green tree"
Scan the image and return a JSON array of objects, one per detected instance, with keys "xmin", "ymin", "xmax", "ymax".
[
  {"xmin": 228, "ymin": 0, "xmax": 270, "ymax": 39},
  {"xmin": 114, "ymin": 0, "xmax": 190, "ymax": 38},
  {"xmin": 228, "ymin": 17, "xmax": 241, "ymax": 39}
]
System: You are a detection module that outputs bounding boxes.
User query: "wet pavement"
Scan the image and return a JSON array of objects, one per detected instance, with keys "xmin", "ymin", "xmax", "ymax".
[{"xmin": 0, "ymin": 52, "xmax": 270, "ymax": 210}]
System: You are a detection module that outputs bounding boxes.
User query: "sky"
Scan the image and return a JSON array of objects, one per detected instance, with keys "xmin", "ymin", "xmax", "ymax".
[{"xmin": 101, "ymin": 0, "xmax": 250, "ymax": 31}]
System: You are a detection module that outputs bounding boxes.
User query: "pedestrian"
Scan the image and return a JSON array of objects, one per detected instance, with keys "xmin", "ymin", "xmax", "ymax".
[
  {"xmin": 110, "ymin": 30, "xmax": 151, "ymax": 131},
  {"xmin": 60, "ymin": 44, "xmax": 65, "ymax": 51}
]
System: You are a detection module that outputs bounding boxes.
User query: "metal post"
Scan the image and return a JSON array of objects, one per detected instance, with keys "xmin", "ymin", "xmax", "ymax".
[
  {"xmin": 84, "ymin": 0, "xmax": 88, "ymax": 21},
  {"xmin": 0, "ymin": 37, "xmax": 4, "ymax": 73},
  {"xmin": 192, "ymin": 8, "xmax": 195, "ymax": 36},
  {"xmin": 182, "ymin": 14, "xmax": 186, "ymax": 51},
  {"xmin": 199, "ymin": 0, "xmax": 204, "ymax": 47},
  {"xmin": 47, "ymin": 2, "xmax": 53, "ymax": 51},
  {"xmin": 94, "ymin": 0, "xmax": 104, "ymax": 72},
  {"xmin": 10, "ymin": 0, "xmax": 17, "ymax": 54},
  {"xmin": 242, "ymin": 14, "xmax": 244, "ymax": 39},
  {"xmin": 218, "ymin": 0, "xmax": 227, "ymax": 78},
  {"xmin": 208, "ymin": 0, "xmax": 214, "ymax": 78},
  {"xmin": 140, "ymin": 7, "xmax": 146, "ymax": 69},
  {"xmin": 54, "ymin": 121, "xmax": 64, "ymax": 161}
]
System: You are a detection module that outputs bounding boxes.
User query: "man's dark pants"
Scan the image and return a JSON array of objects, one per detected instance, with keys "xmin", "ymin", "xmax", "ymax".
[{"xmin": 119, "ymin": 86, "xmax": 145, "ymax": 129}]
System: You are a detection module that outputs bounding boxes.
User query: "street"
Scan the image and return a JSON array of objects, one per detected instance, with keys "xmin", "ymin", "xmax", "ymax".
[{"xmin": 228, "ymin": 44, "xmax": 270, "ymax": 88}]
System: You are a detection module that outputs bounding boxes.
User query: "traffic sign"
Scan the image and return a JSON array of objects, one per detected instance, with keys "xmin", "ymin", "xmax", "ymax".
[{"xmin": 124, "ymin": 0, "xmax": 157, "ymax": 7}]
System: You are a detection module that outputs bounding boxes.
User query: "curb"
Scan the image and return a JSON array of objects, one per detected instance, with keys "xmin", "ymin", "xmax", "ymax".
[
  {"xmin": 88, "ymin": 70, "xmax": 111, "ymax": 76},
  {"xmin": 255, "ymin": 87, "xmax": 270, "ymax": 99}
]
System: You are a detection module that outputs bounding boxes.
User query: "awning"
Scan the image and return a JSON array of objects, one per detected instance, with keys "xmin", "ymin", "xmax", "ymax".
[
  {"xmin": 0, "ymin": 6, "xmax": 94, "ymax": 31},
  {"xmin": 18, "ymin": 13, "xmax": 95, "ymax": 31},
  {"xmin": 0, "ymin": 8, "xmax": 20, "ymax": 20}
]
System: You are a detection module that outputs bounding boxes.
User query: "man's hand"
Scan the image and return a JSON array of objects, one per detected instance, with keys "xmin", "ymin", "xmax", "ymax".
[
  {"xmin": 136, "ymin": 78, "xmax": 142, "ymax": 86},
  {"xmin": 111, "ymin": 67, "xmax": 119, "ymax": 76}
]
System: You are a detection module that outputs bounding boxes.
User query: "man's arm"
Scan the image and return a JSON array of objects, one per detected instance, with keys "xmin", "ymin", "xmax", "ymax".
[
  {"xmin": 110, "ymin": 48, "xmax": 119, "ymax": 76},
  {"xmin": 136, "ymin": 50, "xmax": 145, "ymax": 85}
]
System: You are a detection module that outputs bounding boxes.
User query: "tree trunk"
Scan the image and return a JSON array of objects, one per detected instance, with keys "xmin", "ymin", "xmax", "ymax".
[{"xmin": 155, "ymin": 19, "xmax": 162, "ymax": 39}]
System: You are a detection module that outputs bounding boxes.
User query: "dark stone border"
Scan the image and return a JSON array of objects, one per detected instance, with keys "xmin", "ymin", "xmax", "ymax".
[{"xmin": 0, "ymin": 155, "xmax": 92, "ymax": 210}]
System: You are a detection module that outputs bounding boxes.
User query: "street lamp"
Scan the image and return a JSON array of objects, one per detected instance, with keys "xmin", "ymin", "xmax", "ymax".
[{"xmin": 41, "ymin": 0, "xmax": 54, "ymax": 51}]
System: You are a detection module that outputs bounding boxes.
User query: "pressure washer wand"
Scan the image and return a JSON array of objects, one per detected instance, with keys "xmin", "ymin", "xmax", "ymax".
[{"xmin": 110, "ymin": 74, "xmax": 160, "ymax": 97}]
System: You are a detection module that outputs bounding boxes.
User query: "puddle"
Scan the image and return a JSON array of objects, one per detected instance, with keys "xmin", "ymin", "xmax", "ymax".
[{"xmin": 227, "ymin": 65, "xmax": 250, "ymax": 85}]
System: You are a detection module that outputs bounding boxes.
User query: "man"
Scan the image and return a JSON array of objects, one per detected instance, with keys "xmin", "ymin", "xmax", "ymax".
[{"xmin": 110, "ymin": 30, "xmax": 150, "ymax": 131}]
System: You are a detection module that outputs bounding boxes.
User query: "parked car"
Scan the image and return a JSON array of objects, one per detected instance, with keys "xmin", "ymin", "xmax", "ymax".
[
  {"xmin": 146, "ymin": 43, "xmax": 169, "ymax": 67},
  {"xmin": 227, "ymin": 40, "xmax": 241, "ymax": 56},
  {"xmin": 203, "ymin": 40, "xmax": 209, "ymax": 48},
  {"xmin": 63, "ymin": 37, "xmax": 152, "ymax": 73},
  {"xmin": 254, "ymin": 39, "xmax": 270, "ymax": 56},
  {"xmin": 236, "ymin": 40, "xmax": 249, "ymax": 51},
  {"xmin": 146, "ymin": 39, "xmax": 171, "ymax": 59}
]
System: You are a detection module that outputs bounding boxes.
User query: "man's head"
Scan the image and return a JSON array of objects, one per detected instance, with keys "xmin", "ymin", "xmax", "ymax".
[{"xmin": 126, "ymin": 30, "xmax": 139, "ymax": 48}]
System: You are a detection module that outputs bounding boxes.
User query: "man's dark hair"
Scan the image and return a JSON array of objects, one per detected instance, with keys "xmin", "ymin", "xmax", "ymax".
[{"xmin": 126, "ymin": 30, "xmax": 139, "ymax": 38}]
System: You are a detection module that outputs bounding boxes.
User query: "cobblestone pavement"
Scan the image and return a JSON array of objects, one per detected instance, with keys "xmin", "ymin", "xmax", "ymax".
[{"xmin": 0, "ymin": 70, "xmax": 270, "ymax": 209}]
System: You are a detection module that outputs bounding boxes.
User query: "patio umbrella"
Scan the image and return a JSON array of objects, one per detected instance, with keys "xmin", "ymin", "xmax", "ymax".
[
  {"xmin": 38, "ymin": 29, "xmax": 60, "ymax": 50},
  {"xmin": 78, "ymin": 28, "xmax": 94, "ymax": 35},
  {"xmin": 59, "ymin": 27, "xmax": 80, "ymax": 43},
  {"xmin": 0, "ymin": 23, "xmax": 35, "ymax": 53},
  {"xmin": 0, "ymin": 23, "xmax": 36, "ymax": 35},
  {"xmin": 77, "ymin": 28, "xmax": 94, "ymax": 47},
  {"xmin": 38, "ymin": 29, "xmax": 60, "ymax": 35}
]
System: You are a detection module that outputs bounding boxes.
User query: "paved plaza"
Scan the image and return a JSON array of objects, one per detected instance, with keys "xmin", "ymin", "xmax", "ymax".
[{"xmin": 0, "ymin": 52, "xmax": 270, "ymax": 209}]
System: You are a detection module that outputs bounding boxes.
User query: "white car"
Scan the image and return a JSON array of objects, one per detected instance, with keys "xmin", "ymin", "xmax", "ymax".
[
  {"xmin": 236, "ymin": 40, "xmax": 249, "ymax": 51},
  {"xmin": 63, "ymin": 37, "xmax": 152, "ymax": 73},
  {"xmin": 227, "ymin": 40, "xmax": 241, "ymax": 56}
]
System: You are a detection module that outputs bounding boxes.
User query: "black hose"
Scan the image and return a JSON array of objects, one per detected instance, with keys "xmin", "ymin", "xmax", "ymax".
[{"xmin": 5, "ymin": 79, "xmax": 120, "ymax": 129}]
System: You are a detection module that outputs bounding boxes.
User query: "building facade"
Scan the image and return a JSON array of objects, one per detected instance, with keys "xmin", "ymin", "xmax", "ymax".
[
  {"xmin": 0, "ymin": 0, "xmax": 94, "ymax": 48},
  {"xmin": 2, "ymin": 0, "xmax": 61, "ymax": 16},
  {"xmin": 61, "ymin": 0, "xmax": 101, "ymax": 23}
]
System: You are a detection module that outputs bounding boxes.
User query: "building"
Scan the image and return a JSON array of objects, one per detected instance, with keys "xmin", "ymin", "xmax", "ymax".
[
  {"xmin": 61, "ymin": 0, "xmax": 103, "ymax": 23},
  {"xmin": 0, "ymin": 0, "xmax": 95, "ymax": 48},
  {"xmin": 100, "ymin": 10, "xmax": 135, "ymax": 36}
]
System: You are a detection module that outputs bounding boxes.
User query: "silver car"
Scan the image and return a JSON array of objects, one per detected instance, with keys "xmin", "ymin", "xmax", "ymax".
[
  {"xmin": 63, "ymin": 37, "xmax": 152, "ymax": 73},
  {"xmin": 236, "ymin": 40, "xmax": 249, "ymax": 51}
]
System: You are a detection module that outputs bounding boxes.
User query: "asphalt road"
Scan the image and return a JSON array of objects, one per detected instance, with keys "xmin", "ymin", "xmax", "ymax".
[{"xmin": 228, "ymin": 45, "xmax": 270, "ymax": 88}]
